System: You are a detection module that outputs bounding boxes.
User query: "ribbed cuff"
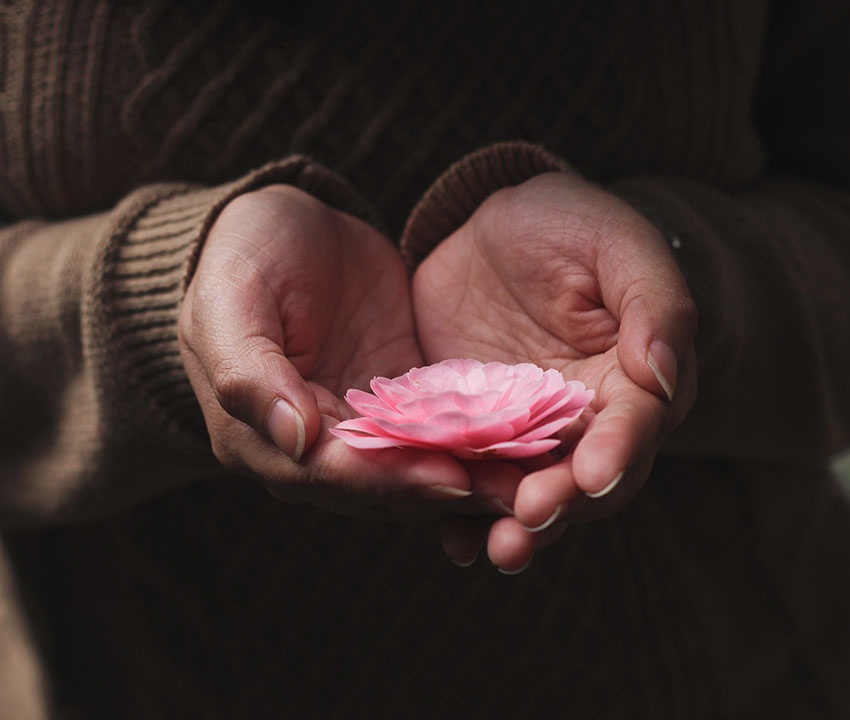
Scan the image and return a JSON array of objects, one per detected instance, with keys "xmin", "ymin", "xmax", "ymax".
[
  {"xmin": 400, "ymin": 141, "xmax": 569, "ymax": 268},
  {"xmin": 86, "ymin": 156, "xmax": 379, "ymax": 452}
]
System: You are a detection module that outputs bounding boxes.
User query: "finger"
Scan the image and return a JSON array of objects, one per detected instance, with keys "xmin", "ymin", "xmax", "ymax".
[
  {"xmin": 192, "ymin": 332, "xmax": 319, "ymax": 462},
  {"xmin": 182, "ymin": 272, "xmax": 320, "ymax": 462},
  {"xmin": 205, "ymin": 401, "xmax": 475, "ymax": 515},
  {"xmin": 440, "ymin": 517, "xmax": 488, "ymax": 567},
  {"xmin": 595, "ymin": 213, "xmax": 697, "ymax": 402},
  {"xmin": 571, "ymin": 383, "xmax": 665, "ymax": 497},
  {"xmin": 303, "ymin": 422, "xmax": 474, "ymax": 504},
  {"xmin": 573, "ymin": 346, "xmax": 697, "ymax": 507},
  {"xmin": 465, "ymin": 461, "xmax": 525, "ymax": 515},
  {"xmin": 487, "ymin": 517, "xmax": 537, "ymax": 574},
  {"xmin": 514, "ymin": 383, "xmax": 666, "ymax": 525},
  {"xmin": 512, "ymin": 457, "xmax": 583, "ymax": 531}
]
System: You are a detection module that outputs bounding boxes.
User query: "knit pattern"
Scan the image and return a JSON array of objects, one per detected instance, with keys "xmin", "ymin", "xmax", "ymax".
[
  {"xmin": 1, "ymin": 0, "xmax": 763, "ymax": 227},
  {"xmin": 2, "ymin": 0, "xmax": 850, "ymax": 718}
]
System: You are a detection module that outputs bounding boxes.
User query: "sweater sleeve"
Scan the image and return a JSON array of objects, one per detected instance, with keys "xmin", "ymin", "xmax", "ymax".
[{"xmin": 0, "ymin": 157, "xmax": 379, "ymax": 526}]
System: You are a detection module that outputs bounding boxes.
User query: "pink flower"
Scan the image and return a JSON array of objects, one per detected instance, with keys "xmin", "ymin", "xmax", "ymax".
[{"xmin": 330, "ymin": 359, "xmax": 594, "ymax": 459}]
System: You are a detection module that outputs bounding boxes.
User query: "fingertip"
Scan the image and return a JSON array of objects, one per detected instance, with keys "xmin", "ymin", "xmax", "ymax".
[
  {"xmin": 497, "ymin": 562, "xmax": 531, "ymax": 576},
  {"xmin": 617, "ymin": 288, "xmax": 695, "ymax": 403},
  {"xmin": 441, "ymin": 519, "xmax": 485, "ymax": 567},
  {"xmin": 513, "ymin": 463, "xmax": 577, "ymax": 531},
  {"xmin": 268, "ymin": 383, "xmax": 321, "ymax": 460},
  {"xmin": 428, "ymin": 485, "xmax": 474, "ymax": 500},
  {"xmin": 617, "ymin": 324, "xmax": 674, "ymax": 402},
  {"xmin": 267, "ymin": 398, "xmax": 306, "ymax": 460},
  {"xmin": 398, "ymin": 450, "xmax": 473, "ymax": 497},
  {"xmin": 647, "ymin": 339, "xmax": 677, "ymax": 401},
  {"xmin": 487, "ymin": 517, "xmax": 535, "ymax": 574},
  {"xmin": 571, "ymin": 430, "xmax": 626, "ymax": 497},
  {"xmin": 584, "ymin": 470, "xmax": 623, "ymax": 498},
  {"xmin": 520, "ymin": 503, "xmax": 564, "ymax": 533},
  {"xmin": 466, "ymin": 461, "xmax": 524, "ymax": 513},
  {"xmin": 273, "ymin": 365, "xmax": 323, "ymax": 452}
]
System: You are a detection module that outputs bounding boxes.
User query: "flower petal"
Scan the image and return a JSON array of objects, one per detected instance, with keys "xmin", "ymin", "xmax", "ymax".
[
  {"xmin": 331, "ymin": 416, "xmax": 391, "ymax": 436},
  {"xmin": 509, "ymin": 413, "xmax": 577, "ymax": 443},
  {"xmin": 426, "ymin": 411, "xmax": 518, "ymax": 446},
  {"xmin": 370, "ymin": 417, "xmax": 469, "ymax": 449},
  {"xmin": 527, "ymin": 369, "xmax": 569, "ymax": 413},
  {"xmin": 496, "ymin": 370, "xmax": 549, "ymax": 409},
  {"xmin": 328, "ymin": 427, "xmax": 413, "ymax": 449},
  {"xmin": 394, "ymin": 394, "xmax": 464, "ymax": 421},
  {"xmin": 529, "ymin": 383, "xmax": 594, "ymax": 424},
  {"xmin": 370, "ymin": 375, "xmax": 418, "ymax": 408},
  {"xmin": 464, "ymin": 365, "xmax": 488, "ymax": 394},
  {"xmin": 408, "ymin": 364, "xmax": 461, "ymax": 394},
  {"xmin": 482, "ymin": 361, "xmax": 516, "ymax": 391},
  {"xmin": 344, "ymin": 388, "xmax": 405, "ymax": 420},
  {"xmin": 440, "ymin": 358, "xmax": 485, "ymax": 375},
  {"xmin": 447, "ymin": 389, "xmax": 503, "ymax": 415},
  {"xmin": 456, "ymin": 438, "xmax": 561, "ymax": 459},
  {"xmin": 333, "ymin": 360, "xmax": 594, "ymax": 460}
]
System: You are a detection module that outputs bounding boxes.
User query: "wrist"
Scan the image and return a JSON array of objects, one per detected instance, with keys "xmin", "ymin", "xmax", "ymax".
[{"xmin": 401, "ymin": 141, "xmax": 570, "ymax": 269}]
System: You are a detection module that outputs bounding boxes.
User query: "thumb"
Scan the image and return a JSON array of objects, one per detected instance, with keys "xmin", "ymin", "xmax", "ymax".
[
  {"xmin": 618, "ymin": 281, "xmax": 697, "ymax": 402},
  {"xmin": 206, "ymin": 338, "xmax": 321, "ymax": 461},
  {"xmin": 596, "ymin": 217, "xmax": 697, "ymax": 402},
  {"xmin": 180, "ymin": 273, "xmax": 321, "ymax": 463}
]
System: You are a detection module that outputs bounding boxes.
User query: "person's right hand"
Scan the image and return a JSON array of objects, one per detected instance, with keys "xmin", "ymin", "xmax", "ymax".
[
  {"xmin": 412, "ymin": 172, "xmax": 699, "ymax": 571},
  {"xmin": 179, "ymin": 185, "xmax": 472, "ymax": 518}
]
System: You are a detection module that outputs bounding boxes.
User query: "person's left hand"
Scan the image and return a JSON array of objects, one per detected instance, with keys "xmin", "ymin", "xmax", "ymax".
[
  {"xmin": 411, "ymin": 173, "xmax": 698, "ymax": 572},
  {"xmin": 180, "ymin": 185, "xmax": 477, "ymax": 521}
]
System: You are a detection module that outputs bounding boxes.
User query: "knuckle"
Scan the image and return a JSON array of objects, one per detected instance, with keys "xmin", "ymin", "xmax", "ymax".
[
  {"xmin": 176, "ymin": 308, "xmax": 191, "ymax": 344},
  {"xmin": 254, "ymin": 185, "xmax": 332, "ymax": 230},
  {"xmin": 209, "ymin": 433, "xmax": 243, "ymax": 473},
  {"xmin": 648, "ymin": 290, "xmax": 698, "ymax": 343},
  {"xmin": 177, "ymin": 302, "xmax": 199, "ymax": 351},
  {"xmin": 674, "ymin": 295, "xmax": 699, "ymax": 336},
  {"xmin": 210, "ymin": 363, "xmax": 252, "ymax": 422}
]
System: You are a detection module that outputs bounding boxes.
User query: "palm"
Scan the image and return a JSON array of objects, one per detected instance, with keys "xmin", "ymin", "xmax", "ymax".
[
  {"xmin": 203, "ymin": 186, "xmax": 423, "ymax": 423},
  {"xmin": 412, "ymin": 172, "xmax": 696, "ymax": 531},
  {"xmin": 183, "ymin": 186, "xmax": 479, "ymax": 523},
  {"xmin": 413, "ymin": 215, "xmax": 635, "ymax": 450},
  {"xmin": 414, "ymin": 225, "xmax": 613, "ymax": 363}
]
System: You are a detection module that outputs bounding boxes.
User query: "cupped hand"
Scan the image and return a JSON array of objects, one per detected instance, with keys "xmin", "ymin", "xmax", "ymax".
[
  {"xmin": 179, "ymin": 185, "xmax": 473, "ymax": 518},
  {"xmin": 412, "ymin": 172, "xmax": 698, "ymax": 571}
]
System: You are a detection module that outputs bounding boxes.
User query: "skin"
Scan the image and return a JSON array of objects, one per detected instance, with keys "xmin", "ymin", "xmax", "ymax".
[
  {"xmin": 180, "ymin": 185, "xmax": 477, "ymax": 520},
  {"xmin": 179, "ymin": 173, "xmax": 698, "ymax": 573},
  {"xmin": 413, "ymin": 173, "xmax": 698, "ymax": 571}
]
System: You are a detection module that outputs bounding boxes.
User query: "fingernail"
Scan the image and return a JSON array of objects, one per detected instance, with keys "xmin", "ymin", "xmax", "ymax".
[
  {"xmin": 586, "ymin": 471, "xmax": 623, "ymax": 498},
  {"xmin": 498, "ymin": 560, "xmax": 531, "ymax": 576},
  {"xmin": 648, "ymin": 339, "xmax": 676, "ymax": 401},
  {"xmin": 429, "ymin": 485, "xmax": 474, "ymax": 499},
  {"xmin": 450, "ymin": 555, "xmax": 477, "ymax": 568},
  {"xmin": 268, "ymin": 398, "xmax": 306, "ymax": 461},
  {"xmin": 488, "ymin": 497, "xmax": 514, "ymax": 515},
  {"xmin": 521, "ymin": 504, "xmax": 564, "ymax": 533}
]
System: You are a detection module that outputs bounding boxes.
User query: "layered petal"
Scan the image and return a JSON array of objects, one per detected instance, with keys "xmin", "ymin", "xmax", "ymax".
[{"xmin": 333, "ymin": 359, "xmax": 593, "ymax": 460}]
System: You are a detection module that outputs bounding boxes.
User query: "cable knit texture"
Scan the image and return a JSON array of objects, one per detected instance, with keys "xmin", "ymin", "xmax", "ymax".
[{"xmin": 1, "ymin": 1, "xmax": 850, "ymax": 718}]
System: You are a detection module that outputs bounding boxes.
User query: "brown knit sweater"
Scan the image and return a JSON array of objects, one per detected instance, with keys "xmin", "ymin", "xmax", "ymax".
[{"xmin": 2, "ymin": 1, "xmax": 850, "ymax": 718}]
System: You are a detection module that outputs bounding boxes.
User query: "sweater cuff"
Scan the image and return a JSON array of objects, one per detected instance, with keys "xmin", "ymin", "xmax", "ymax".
[
  {"xmin": 401, "ymin": 141, "xmax": 569, "ymax": 268},
  {"xmin": 86, "ymin": 156, "xmax": 378, "ymax": 453}
]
